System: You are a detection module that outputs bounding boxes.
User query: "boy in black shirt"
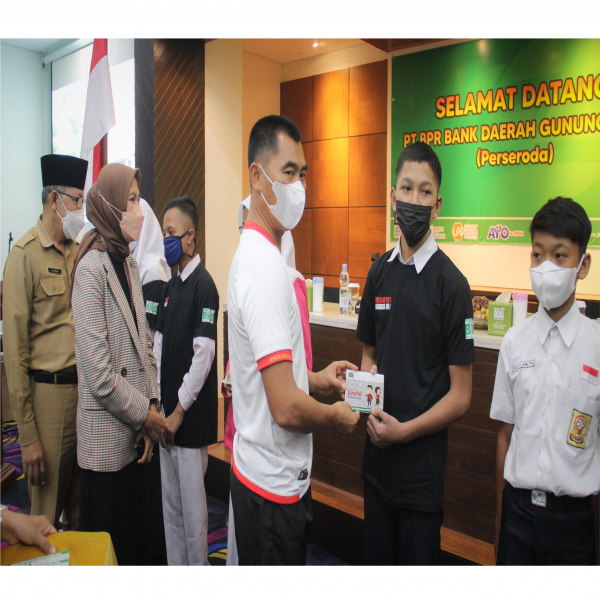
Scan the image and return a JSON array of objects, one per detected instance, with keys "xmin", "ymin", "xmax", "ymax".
[
  {"xmin": 154, "ymin": 196, "xmax": 219, "ymax": 566},
  {"xmin": 357, "ymin": 142, "xmax": 475, "ymax": 565}
]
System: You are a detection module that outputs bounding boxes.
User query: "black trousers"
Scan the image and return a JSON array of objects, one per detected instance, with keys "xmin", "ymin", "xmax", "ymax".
[
  {"xmin": 79, "ymin": 459, "xmax": 150, "ymax": 566},
  {"xmin": 230, "ymin": 469, "xmax": 313, "ymax": 565},
  {"xmin": 498, "ymin": 483, "xmax": 596, "ymax": 566},
  {"xmin": 364, "ymin": 479, "xmax": 443, "ymax": 566}
]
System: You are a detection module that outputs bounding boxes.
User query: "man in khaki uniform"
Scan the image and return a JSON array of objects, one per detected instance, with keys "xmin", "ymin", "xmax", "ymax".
[{"xmin": 3, "ymin": 154, "xmax": 88, "ymax": 530}]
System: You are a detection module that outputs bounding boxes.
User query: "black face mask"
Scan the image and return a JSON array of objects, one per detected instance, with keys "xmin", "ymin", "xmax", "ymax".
[{"xmin": 395, "ymin": 199, "xmax": 436, "ymax": 247}]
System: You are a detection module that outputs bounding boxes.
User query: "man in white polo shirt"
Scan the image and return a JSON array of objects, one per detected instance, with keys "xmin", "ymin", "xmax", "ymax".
[{"xmin": 227, "ymin": 115, "xmax": 360, "ymax": 565}]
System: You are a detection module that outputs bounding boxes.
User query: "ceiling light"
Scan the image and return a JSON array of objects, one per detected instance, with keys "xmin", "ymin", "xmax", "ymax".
[{"xmin": 313, "ymin": 42, "xmax": 319, "ymax": 48}]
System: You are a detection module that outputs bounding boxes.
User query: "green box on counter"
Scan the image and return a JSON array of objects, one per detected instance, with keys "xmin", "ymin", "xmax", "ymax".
[{"xmin": 488, "ymin": 302, "xmax": 513, "ymax": 336}]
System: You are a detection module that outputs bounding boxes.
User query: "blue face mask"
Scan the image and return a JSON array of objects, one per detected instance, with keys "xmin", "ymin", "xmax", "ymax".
[{"xmin": 164, "ymin": 231, "xmax": 195, "ymax": 268}]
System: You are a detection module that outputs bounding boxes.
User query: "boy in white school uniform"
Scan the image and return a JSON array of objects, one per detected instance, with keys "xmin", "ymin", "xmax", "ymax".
[{"xmin": 491, "ymin": 197, "xmax": 598, "ymax": 566}]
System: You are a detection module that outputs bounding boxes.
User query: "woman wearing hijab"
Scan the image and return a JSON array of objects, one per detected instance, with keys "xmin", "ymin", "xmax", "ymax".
[
  {"xmin": 129, "ymin": 197, "xmax": 171, "ymax": 564},
  {"xmin": 71, "ymin": 163, "xmax": 166, "ymax": 566},
  {"xmin": 130, "ymin": 198, "xmax": 171, "ymax": 342}
]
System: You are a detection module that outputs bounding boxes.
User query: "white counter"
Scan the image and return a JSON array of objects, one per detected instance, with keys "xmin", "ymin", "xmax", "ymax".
[{"xmin": 309, "ymin": 302, "xmax": 504, "ymax": 350}]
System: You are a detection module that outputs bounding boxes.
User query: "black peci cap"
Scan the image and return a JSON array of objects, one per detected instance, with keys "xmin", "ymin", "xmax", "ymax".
[{"xmin": 41, "ymin": 154, "xmax": 88, "ymax": 190}]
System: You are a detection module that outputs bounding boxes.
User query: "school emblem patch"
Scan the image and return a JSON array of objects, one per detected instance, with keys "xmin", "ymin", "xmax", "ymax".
[
  {"xmin": 567, "ymin": 409, "xmax": 592, "ymax": 449},
  {"xmin": 145, "ymin": 300, "xmax": 158, "ymax": 316},
  {"xmin": 465, "ymin": 318, "xmax": 474, "ymax": 340},
  {"xmin": 202, "ymin": 308, "xmax": 215, "ymax": 324}
]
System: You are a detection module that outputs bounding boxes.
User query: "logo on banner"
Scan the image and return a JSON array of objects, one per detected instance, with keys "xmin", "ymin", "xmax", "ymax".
[
  {"xmin": 452, "ymin": 223, "xmax": 464, "ymax": 241},
  {"xmin": 487, "ymin": 224, "xmax": 525, "ymax": 241}
]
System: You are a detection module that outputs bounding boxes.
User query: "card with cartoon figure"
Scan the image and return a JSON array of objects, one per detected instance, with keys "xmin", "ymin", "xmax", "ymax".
[{"xmin": 345, "ymin": 370, "xmax": 384, "ymax": 413}]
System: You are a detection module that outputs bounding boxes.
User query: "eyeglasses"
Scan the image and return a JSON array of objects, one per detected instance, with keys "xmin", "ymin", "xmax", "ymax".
[{"xmin": 59, "ymin": 192, "xmax": 85, "ymax": 209}]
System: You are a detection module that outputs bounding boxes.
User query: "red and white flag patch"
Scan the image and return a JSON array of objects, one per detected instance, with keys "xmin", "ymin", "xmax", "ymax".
[{"xmin": 582, "ymin": 364, "xmax": 598, "ymax": 385}]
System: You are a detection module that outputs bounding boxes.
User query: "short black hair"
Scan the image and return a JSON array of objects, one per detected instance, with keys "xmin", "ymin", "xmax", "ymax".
[
  {"xmin": 530, "ymin": 197, "xmax": 592, "ymax": 257},
  {"xmin": 165, "ymin": 195, "xmax": 198, "ymax": 235},
  {"xmin": 395, "ymin": 142, "xmax": 442, "ymax": 192},
  {"xmin": 248, "ymin": 115, "xmax": 302, "ymax": 168}
]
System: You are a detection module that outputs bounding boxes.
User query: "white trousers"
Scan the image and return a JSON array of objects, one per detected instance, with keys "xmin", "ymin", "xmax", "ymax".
[
  {"xmin": 160, "ymin": 444, "xmax": 209, "ymax": 566},
  {"xmin": 225, "ymin": 491, "xmax": 239, "ymax": 566}
]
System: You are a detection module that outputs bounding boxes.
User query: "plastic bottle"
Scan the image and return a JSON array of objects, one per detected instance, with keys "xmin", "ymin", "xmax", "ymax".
[
  {"xmin": 339, "ymin": 264, "xmax": 350, "ymax": 317},
  {"xmin": 313, "ymin": 277, "xmax": 324, "ymax": 313},
  {"xmin": 512, "ymin": 292, "xmax": 527, "ymax": 327}
]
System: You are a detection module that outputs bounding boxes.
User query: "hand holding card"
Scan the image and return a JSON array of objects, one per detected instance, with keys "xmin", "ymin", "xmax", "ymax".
[{"xmin": 345, "ymin": 370, "xmax": 384, "ymax": 413}]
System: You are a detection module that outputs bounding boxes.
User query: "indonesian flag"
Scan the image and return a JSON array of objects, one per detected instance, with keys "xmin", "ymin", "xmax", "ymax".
[{"xmin": 80, "ymin": 39, "xmax": 116, "ymax": 195}]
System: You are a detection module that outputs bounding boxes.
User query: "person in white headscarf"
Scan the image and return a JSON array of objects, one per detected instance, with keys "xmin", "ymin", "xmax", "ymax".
[
  {"xmin": 224, "ymin": 196, "xmax": 313, "ymax": 566},
  {"xmin": 129, "ymin": 198, "xmax": 171, "ymax": 565},
  {"xmin": 130, "ymin": 198, "xmax": 171, "ymax": 342}
]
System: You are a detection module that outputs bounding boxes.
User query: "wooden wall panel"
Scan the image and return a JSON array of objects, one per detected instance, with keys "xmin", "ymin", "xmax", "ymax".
[
  {"xmin": 349, "ymin": 134, "xmax": 387, "ymax": 207},
  {"xmin": 348, "ymin": 207, "xmax": 386, "ymax": 279},
  {"xmin": 352, "ymin": 276, "xmax": 367, "ymax": 296},
  {"xmin": 313, "ymin": 69, "xmax": 349, "ymax": 141},
  {"xmin": 134, "ymin": 40, "xmax": 155, "ymax": 208},
  {"xmin": 312, "ymin": 208, "xmax": 348, "ymax": 276},
  {"xmin": 312, "ymin": 139, "xmax": 348, "ymax": 208},
  {"xmin": 349, "ymin": 60, "xmax": 387, "ymax": 137},
  {"xmin": 280, "ymin": 77, "xmax": 313, "ymax": 142},
  {"xmin": 303, "ymin": 142, "xmax": 313, "ymax": 209},
  {"xmin": 154, "ymin": 39, "xmax": 206, "ymax": 263},
  {"xmin": 293, "ymin": 208, "xmax": 312, "ymax": 275}
]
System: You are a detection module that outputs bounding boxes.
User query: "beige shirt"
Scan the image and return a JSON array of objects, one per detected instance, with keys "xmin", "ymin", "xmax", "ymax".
[{"xmin": 3, "ymin": 217, "xmax": 77, "ymax": 445}]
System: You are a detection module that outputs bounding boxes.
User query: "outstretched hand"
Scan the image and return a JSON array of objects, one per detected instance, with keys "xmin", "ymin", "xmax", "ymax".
[
  {"xmin": 1, "ymin": 510, "xmax": 57, "ymax": 555},
  {"xmin": 311, "ymin": 360, "xmax": 359, "ymax": 400}
]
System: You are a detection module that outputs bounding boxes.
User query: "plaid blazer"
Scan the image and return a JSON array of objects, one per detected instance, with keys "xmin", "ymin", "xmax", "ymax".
[{"xmin": 72, "ymin": 249, "xmax": 159, "ymax": 472}]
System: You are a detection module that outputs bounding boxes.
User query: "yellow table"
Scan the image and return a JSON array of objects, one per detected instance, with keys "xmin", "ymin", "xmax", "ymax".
[{"xmin": 1, "ymin": 531, "xmax": 117, "ymax": 566}]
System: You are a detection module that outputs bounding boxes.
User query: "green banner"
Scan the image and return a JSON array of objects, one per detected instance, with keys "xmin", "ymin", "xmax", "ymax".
[{"xmin": 391, "ymin": 39, "xmax": 600, "ymax": 245}]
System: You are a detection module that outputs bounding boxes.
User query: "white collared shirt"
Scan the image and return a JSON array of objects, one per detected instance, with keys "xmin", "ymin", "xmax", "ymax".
[
  {"xmin": 490, "ymin": 300, "xmax": 600, "ymax": 497},
  {"xmin": 178, "ymin": 253, "xmax": 201, "ymax": 282},
  {"xmin": 388, "ymin": 230, "xmax": 438, "ymax": 274}
]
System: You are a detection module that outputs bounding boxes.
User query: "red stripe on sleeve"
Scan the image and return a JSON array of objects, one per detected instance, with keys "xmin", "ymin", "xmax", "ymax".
[
  {"xmin": 583, "ymin": 365, "xmax": 599, "ymax": 378},
  {"xmin": 257, "ymin": 350, "xmax": 293, "ymax": 371}
]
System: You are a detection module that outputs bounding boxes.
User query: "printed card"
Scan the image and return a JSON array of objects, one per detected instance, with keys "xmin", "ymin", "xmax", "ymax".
[
  {"xmin": 345, "ymin": 370, "xmax": 384, "ymax": 413},
  {"xmin": 11, "ymin": 550, "xmax": 70, "ymax": 566}
]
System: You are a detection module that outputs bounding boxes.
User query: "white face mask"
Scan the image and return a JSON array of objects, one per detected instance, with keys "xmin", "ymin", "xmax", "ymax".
[
  {"xmin": 530, "ymin": 255, "xmax": 585, "ymax": 310},
  {"xmin": 57, "ymin": 193, "xmax": 85, "ymax": 241},
  {"xmin": 258, "ymin": 165, "xmax": 305, "ymax": 231}
]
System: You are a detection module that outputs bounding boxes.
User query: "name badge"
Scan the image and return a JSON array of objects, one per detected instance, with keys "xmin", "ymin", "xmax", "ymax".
[
  {"xmin": 47, "ymin": 268, "xmax": 62, "ymax": 275},
  {"xmin": 531, "ymin": 490, "xmax": 547, "ymax": 507}
]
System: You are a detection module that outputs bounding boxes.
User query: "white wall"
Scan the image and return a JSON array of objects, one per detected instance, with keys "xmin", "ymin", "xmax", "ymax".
[
  {"xmin": 205, "ymin": 39, "xmax": 244, "ymax": 381},
  {"xmin": 242, "ymin": 51, "xmax": 281, "ymax": 198},
  {"xmin": 1, "ymin": 42, "xmax": 52, "ymax": 271}
]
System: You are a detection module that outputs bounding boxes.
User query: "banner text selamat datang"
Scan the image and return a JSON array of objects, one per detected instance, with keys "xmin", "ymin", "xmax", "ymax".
[{"xmin": 402, "ymin": 74, "xmax": 600, "ymax": 169}]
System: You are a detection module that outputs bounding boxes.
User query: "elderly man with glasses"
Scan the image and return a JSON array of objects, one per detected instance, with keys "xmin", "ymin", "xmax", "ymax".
[{"xmin": 3, "ymin": 154, "xmax": 88, "ymax": 531}]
